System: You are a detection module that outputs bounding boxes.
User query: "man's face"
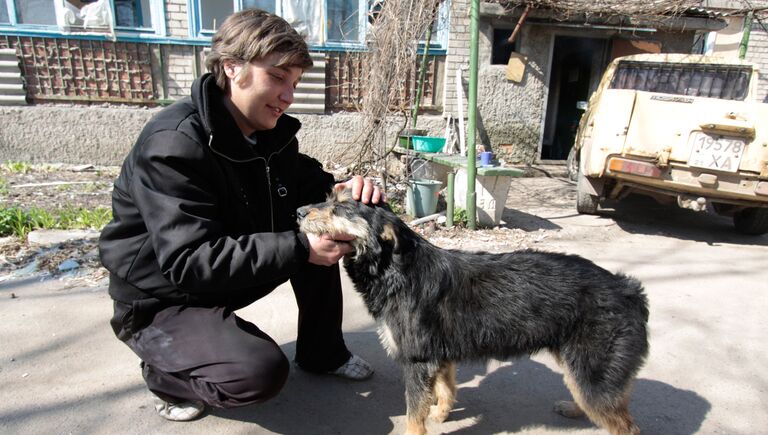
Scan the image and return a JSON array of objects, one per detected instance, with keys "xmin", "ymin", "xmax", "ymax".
[{"xmin": 225, "ymin": 52, "xmax": 303, "ymax": 134}]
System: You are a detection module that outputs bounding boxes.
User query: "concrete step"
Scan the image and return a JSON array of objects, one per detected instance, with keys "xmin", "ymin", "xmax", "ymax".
[
  {"xmin": 0, "ymin": 94, "xmax": 28, "ymax": 105},
  {"xmin": 287, "ymin": 102, "xmax": 325, "ymax": 114},
  {"xmin": 296, "ymin": 81, "xmax": 325, "ymax": 91},
  {"xmin": 0, "ymin": 83, "xmax": 25, "ymax": 94},
  {"xmin": 0, "ymin": 72, "xmax": 23, "ymax": 84},
  {"xmin": 0, "ymin": 60, "xmax": 20, "ymax": 69},
  {"xmin": 301, "ymin": 71, "xmax": 325, "ymax": 81},
  {"xmin": 0, "ymin": 49, "xmax": 18, "ymax": 61},
  {"xmin": 293, "ymin": 93, "xmax": 325, "ymax": 102}
]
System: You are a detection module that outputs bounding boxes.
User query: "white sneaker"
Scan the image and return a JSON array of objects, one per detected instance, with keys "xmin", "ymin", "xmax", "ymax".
[
  {"xmin": 329, "ymin": 355, "xmax": 374, "ymax": 381},
  {"xmin": 153, "ymin": 396, "xmax": 205, "ymax": 422}
]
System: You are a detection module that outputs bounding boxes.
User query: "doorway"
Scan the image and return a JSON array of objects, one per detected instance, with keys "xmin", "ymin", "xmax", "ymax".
[{"xmin": 542, "ymin": 36, "xmax": 608, "ymax": 160}]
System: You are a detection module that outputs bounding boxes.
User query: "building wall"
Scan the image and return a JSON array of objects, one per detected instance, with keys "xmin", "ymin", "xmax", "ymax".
[
  {"xmin": 442, "ymin": 2, "xmax": 699, "ymax": 164},
  {"xmin": 443, "ymin": 0, "xmax": 470, "ymax": 118},
  {"xmin": 745, "ymin": 23, "xmax": 768, "ymax": 102},
  {"xmin": 165, "ymin": 0, "xmax": 190, "ymax": 38}
]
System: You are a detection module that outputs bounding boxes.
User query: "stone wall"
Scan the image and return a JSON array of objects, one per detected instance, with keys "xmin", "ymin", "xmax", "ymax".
[{"xmin": 0, "ymin": 105, "xmax": 444, "ymax": 167}]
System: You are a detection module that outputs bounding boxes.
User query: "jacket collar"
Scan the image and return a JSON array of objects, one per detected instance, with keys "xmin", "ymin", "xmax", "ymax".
[{"xmin": 191, "ymin": 73, "xmax": 302, "ymax": 162}]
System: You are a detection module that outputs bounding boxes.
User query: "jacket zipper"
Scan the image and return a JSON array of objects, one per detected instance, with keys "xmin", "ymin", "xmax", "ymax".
[{"xmin": 208, "ymin": 132, "xmax": 295, "ymax": 232}]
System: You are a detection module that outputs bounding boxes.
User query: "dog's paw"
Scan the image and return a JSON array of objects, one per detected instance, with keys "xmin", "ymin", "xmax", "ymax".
[
  {"xmin": 429, "ymin": 404, "xmax": 451, "ymax": 423},
  {"xmin": 553, "ymin": 400, "xmax": 585, "ymax": 419}
]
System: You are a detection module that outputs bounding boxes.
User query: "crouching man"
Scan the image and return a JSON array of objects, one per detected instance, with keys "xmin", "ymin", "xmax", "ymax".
[{"xmin": 99, "ymin": 9, "xmax": 381, "ymax": 421}]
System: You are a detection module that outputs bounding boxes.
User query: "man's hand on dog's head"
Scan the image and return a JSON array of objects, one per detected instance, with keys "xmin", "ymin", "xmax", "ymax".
[
  {"xmin": 306, "ymin": 232, "xmax": 355, "ymax": 266},
  {"xmin": 335, "ymin": 175, "xmax": 384, "ymax": 204}
]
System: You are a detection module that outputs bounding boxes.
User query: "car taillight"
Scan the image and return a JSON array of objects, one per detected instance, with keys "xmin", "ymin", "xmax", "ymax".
[
  {"xmin": 756, "ymin": 181, "xmax": 768, "ymax": 196},
  {"xmin": 607, "ymin": 157, "xmax": 662, "ymax": 178}
]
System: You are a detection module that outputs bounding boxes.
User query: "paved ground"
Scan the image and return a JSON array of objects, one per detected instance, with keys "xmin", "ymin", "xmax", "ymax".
[{"xmin": 1, "ymin": 176, "xmax": 767, "ymax": 434}]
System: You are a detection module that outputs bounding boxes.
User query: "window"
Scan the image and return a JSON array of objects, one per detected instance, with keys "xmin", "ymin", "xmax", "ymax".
[
  {"xmin": 16, "ymin": 0, "xmax": 57, "ymax": 25},
  {"xmin": 491, "ymin": 28, "xmax": 520, "ymax": 65},
  {"xmin": 243, "ymin": 0, "xmax": 276, "ymax": 14},
  {"xmin": 327, "ymin": 0, "xmax": 359, "ymax": 42},
  {"xmin": 189, "ymin": 0, "xmax": 449, "ymax": 49},
  {"xmin": 610, "ymin": 61, "xmax": 752, "ymax": 101},
  {"xmin": 0, "ymin": 1, "xmax": 8, "ymax": 23},
  {"xmin": 198, "ymin": 0, "xmax": 232, "ymax": 32},
  {"xmin": 114, "ymin": 0, "xmax": 153, "ymax": 28},
  {"xmin": 0, "ymin": 0, "xmax": 164, "ymax": 35}
]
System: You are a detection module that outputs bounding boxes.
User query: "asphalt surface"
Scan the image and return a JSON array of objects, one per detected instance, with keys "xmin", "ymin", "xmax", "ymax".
[{"xmin": 1, "ymin": 176, "xmax": 767, "ymax": 434}]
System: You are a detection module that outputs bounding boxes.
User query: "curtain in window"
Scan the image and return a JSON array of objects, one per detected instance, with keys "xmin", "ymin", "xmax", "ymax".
[
  {"xmin": 282, "ymin": 0, "xmax": 324, "ymax": 44},
  {"xmin": 610, "ymin": 61, "xmax": 751, "ymax": 101},
  {"xmin": 54, "ymin": 0, "xmax": 114, "ymax": 35}
]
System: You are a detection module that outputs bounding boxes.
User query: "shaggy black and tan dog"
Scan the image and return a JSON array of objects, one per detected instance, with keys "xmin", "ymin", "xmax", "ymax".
[{"xmin": 297, "ymin": 189, "xmax": 649, "ymax": 435}]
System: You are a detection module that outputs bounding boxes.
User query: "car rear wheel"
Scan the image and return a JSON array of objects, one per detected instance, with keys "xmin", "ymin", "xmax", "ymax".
[
  {"xmin": 733, "ymin": 207, "xmax": 768, "ymax": 235},
  {"xmin": 576, "ymin": 171, "xmax": 599, "ymax": 215}
]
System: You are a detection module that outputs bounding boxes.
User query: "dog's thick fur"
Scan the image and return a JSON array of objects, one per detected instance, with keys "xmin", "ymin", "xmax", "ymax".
[{"xmin": 298, "ymin": 189, "xmax": 649, "ymax": 435}]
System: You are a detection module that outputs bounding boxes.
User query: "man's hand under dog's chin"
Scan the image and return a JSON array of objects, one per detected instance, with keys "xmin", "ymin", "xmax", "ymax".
[
  {"xmin": 335, "ymin": 175, "xmax": 384, "ymax": 204},
  {"xmin": 306, "ymin": 232, "xmax": 355, "ymax": 266}
]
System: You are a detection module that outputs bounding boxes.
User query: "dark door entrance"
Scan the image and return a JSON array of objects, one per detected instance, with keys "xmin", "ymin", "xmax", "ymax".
[{"xmin": 542, "ymin": 36, "xmax": 608, "ymax": 160}]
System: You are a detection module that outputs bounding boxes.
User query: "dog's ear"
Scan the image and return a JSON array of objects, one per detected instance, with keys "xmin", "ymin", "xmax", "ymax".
[{"xmin": 380, "ymin": 223, "xmax": 399, "ymax": 252}]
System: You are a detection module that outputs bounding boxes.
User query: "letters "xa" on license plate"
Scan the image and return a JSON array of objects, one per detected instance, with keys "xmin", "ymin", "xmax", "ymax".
[{"xmin": 687, "ymin": 132, "xmax": 745, "ymax": 173}]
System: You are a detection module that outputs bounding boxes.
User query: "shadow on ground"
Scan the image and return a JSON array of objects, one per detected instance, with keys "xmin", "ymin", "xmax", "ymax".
[
  {"xmin": 601, "ymin": 195, "xmax": 768, "ymax": 246},
  {"xmin": 213, "ymin": 332, "xmax": 708, "ymax": 434},
  {"xmin": 501, "ymin": 187, "xmax": 767, "ymax": 247}
]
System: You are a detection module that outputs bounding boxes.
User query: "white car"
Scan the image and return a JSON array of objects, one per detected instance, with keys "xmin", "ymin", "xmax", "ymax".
[{"xmin": 568, "ymin": 53, "xmax": 768, "ymax": 235}]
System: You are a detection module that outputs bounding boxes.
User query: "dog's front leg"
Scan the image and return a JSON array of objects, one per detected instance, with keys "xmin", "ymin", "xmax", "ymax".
[{"xmin": 403, "ymin": 362, "xmax": 439, "ymax": 435}]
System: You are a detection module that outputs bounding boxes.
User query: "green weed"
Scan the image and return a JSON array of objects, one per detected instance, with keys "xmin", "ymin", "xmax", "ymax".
[
  {"xmin": 3, "ymin": 161, "xmax": 33, "ymax": 174},
  {"xmin": 0, "ymin": 206, "xmax": 112, "ymax": 239},
  {"xmin": 452, "ymin": 207, "xmax": 468, "ymax": 227},
  {"xmin": 387, "ymin": 199, "xmax": 404, "ymax": 215}
]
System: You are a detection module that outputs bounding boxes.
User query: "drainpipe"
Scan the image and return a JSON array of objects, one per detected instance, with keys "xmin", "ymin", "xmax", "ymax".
[
  {"xmin": 739, "ymin": 11, "xmax": 753, "ymax": 60},
  {"xmin": 466, "ymin": 0, "xmax": 480, "ymax": 230}
]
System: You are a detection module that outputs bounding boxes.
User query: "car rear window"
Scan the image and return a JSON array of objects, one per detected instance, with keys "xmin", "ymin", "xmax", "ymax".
[{"xmin": 609, "ymin": 61, "xmax": 752, "ymax": 100}]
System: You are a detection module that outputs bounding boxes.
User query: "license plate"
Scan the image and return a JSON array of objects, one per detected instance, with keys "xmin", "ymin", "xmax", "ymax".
[{"xmin": 687, "ymin": 132, "xmax": 745, "ymax": 173}]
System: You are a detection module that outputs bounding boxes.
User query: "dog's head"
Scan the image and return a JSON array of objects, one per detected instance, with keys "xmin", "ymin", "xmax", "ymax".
[{"xmin": 297, "ymin": 188, "xmax": 406, "ymax": 262}]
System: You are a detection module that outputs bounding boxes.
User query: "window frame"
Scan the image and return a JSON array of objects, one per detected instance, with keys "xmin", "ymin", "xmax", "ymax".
[
  {"xmin": 0, "ymin": 0, "xmax": 167, "ymax": 39},
  {"xmin": 187, "ymin": 0, "xmax": 449, "ymax": 52}
]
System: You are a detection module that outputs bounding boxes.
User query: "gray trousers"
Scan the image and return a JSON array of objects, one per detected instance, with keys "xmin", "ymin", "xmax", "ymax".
[{"xmin": 110, "ymin": 263, "xmax": 351, "ymax": 408}]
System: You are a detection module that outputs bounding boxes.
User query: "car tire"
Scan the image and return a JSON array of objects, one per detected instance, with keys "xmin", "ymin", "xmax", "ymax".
[
  {"xmin": 733, "ymin": 207, "xmax": 768, "ymax": 235},
  {"xmin": 576, "ymin": 170, "xmax": 599, "ymax": 215},
  {"xmin": 566, "ymin": 146, "xmax": 579, "ymax": 182}
]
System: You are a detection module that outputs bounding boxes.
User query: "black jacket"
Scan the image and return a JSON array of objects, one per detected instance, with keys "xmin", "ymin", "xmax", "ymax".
[{"xmin": 99, "ymin": 73, "xmax": 335, "ymax": 309}]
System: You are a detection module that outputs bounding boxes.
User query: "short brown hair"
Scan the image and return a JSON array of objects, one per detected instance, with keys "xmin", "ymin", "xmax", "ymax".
[{"xmin": 205, "ymin": 9, "xmax": 313, "ymax": 90}]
